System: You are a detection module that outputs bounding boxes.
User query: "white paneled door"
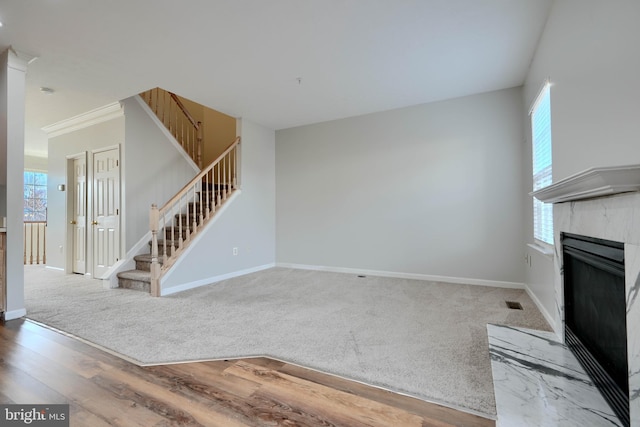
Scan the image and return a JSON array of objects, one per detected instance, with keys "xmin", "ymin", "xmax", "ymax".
[
  {"xmin": 92, "ymin": 147, "xmax": 120, "ymax": 278},
  {"xmin": 72, "ymin": 155, "xmax": 87, "ymax": 274}
]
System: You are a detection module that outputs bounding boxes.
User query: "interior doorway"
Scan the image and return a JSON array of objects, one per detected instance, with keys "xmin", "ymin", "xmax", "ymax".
[{"xmin": 66, "ymin": 145, "xmax": 120, "ymax": 278}]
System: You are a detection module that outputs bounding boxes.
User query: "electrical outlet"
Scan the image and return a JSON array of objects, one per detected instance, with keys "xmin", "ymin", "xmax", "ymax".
[{"xmin": 233, "ymin": 247, "xmax": 238, "ymax": 256}]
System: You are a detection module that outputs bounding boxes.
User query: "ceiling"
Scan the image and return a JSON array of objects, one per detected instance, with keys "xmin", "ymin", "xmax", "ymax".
[{"xmin": 0, "ymin": 0, "xmax": 553, "ymax": 158}]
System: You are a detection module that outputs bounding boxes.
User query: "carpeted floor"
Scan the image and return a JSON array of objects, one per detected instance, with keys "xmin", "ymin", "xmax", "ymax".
[{"xmin": 24, "ymin": 265, "xmax": 551, "ymax": 417}]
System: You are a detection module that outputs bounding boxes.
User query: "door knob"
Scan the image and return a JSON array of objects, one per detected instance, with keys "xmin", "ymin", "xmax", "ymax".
[
  {"xmin": 91, "ymin": 221, "xmax": 98, "ymax": 225},
  {"xmin": 70, "ymin": 220, "xmax": 77, "ymax": 224}
]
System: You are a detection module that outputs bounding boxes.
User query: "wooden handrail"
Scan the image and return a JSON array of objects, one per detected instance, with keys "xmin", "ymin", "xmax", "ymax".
[
  {"xmin": 159, "ymin": 137, "xmax": 240, "ymax": 213},
  {"xmin": 169, "ymin": 93, "xmax": 200, "ymax": 131},
  {"xmin": 140, "ymin": 87, "xmax": 204, "ymax": 168}
]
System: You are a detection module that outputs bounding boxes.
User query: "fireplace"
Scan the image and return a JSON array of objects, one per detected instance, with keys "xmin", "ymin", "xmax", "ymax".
[
  {"xmin": 529, "ymin": 164, "xmax": 640, "ymax": 425},
  {"xmin": 562, "ymin": 232, "xmax": 629, "ymax": 426}
]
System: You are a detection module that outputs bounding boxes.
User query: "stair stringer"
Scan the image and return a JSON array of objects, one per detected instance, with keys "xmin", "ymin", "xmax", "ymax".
[
  {"xmin": 106, "ymin": 204, "xmax": 177, "ymax": 289},
  {"xmin": 158, "ymin": 190, "xmax": 243, "ymax": 294}
]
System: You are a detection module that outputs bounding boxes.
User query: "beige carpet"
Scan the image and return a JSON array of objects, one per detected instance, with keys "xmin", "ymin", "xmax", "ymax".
[{"xmin": 24, "ymin": 265, "xmax": 551, "ymax": 417}]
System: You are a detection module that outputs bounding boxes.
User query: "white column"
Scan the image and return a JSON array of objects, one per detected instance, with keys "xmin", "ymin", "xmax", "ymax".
[{"xmin": 1, "ymin": 48, "xmax": 30, "ymax": 320}]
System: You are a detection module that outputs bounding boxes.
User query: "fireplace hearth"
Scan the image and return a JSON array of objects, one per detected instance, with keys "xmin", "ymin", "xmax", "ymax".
[{"xmin": 562, "ymin": 232, "xmax": 628, "ymax": 426}]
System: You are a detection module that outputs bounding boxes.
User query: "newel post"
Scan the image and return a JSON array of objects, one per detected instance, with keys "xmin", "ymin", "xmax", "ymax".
[
  {"xmin": 196, "ymin": 121, "xmax": 203, "ymax": 169},
  {"xmin": 150, "ymin": 204, "xmax": 161, "ymax": 297}
]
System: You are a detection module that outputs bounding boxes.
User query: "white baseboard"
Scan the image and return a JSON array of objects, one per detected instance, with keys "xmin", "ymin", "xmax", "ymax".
[
  {"xmin": 4, "ymin": 308, "xmax": 27, "ymax": 321},
  {"xmin": 524, "ymin": 284, "xmax": 559, "ymax": 335},
  {"xmin": 161, "ymin": 263, "xmax": 276, "ymax": 296},
  {"xmin": 275, "ymin": 263, "xmax": 525, "ymax": 290},
  {"xmin": 45, "ymin": 266, "xmax": 65, "ymax": 272}
]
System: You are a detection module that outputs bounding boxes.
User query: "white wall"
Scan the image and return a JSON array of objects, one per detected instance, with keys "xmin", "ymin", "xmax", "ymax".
[
  {"xmin": 276, "ymin": 88, "xmax": 525, "ymax": 284},
  {"xmin": 122, "ymin": 97, "xmax": 199, "ymax": 250},
  {"xmin": 523, "ymin": 0, "xmax": 640, "ymax": 326},
  {"xmin": 524, "ymin": 0, "xmax": 640, "ymax": 181},
  {"xmin": 25, "ymin": 155, "xmax": 47, "ymax": 172},
  {"xmin": 161, "ymin": 118, "xmax": 276, "ymax": 292},
  {"xmin": 47, "ymin": 116, "xmax": 125, "ymax": 270}
]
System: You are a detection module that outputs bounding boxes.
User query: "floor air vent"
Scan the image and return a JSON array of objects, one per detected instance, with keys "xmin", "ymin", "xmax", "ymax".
[{"xmin": 505, "ymin": 301, "xmax": 523, "ymax": 310}]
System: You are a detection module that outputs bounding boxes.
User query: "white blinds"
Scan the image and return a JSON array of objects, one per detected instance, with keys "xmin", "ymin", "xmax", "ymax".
[{"xmin": 531, "ymin": 83, "xmax": 553, "ymax": 245}]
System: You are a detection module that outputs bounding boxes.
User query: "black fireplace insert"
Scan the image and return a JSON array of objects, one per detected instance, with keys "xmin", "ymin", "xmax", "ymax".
[{"xmin": 562, "ymin": 232, "xmax": 628, "ymax": 426}]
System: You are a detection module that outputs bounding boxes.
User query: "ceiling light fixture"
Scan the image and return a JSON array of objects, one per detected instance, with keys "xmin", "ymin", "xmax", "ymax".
[{"xmin": 40, "ymin": 87, "xmax": 55, "ymax": 95}]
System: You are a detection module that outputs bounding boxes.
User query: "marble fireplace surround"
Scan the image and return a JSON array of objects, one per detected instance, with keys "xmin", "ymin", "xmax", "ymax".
[{"xmin": 532, "ymin": 164, "xmax": 640, "ymax": 425}]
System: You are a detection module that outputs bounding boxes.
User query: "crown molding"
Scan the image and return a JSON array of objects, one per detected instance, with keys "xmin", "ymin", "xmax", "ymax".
[
  {"xmin": 43, "ymin": 102, "xmax": 123, "ymax": 138},
  {"xmin": 7, "ymin": 46, "xmax": 38, "ymax": 71},
  {"xmin": 531, "ymin": 164, "xmax": 640, "ymax": 204}
]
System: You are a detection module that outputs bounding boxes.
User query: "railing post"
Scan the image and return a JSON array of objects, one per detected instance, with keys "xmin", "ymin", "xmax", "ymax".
[
  {"xmin": 196, "ymin": 121, "xmax": 203, "ymax": 169},
  {"xmin": 42, "ymin": 223, "xmax": 46, "ymax": 265},
  {"xmin": 150, "ymin": 204, "xmax": 161, "ymax": 297},
  {"xmin": 233, "ymin": 144, "xmax": 238, "ymax": 189}
]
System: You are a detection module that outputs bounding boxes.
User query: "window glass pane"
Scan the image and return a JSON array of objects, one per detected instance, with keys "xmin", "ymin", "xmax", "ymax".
[
  {"xmin": 33, "ymin": 172, "xmax": 47, "ymax": 186},
  {"xmin": 531, "ymin": 83, "xmax": 553, "ymax": 245},
  {"xmin": 24, "ymin": 171, "xmax": 34, "ymax": 185},
  {"xmin": 34, "ymin": 187, "xmax": 47, "ymax": 199},
  {"xmin": 23, "ymin": 170, "xmax": 48, "ymax": 222}
]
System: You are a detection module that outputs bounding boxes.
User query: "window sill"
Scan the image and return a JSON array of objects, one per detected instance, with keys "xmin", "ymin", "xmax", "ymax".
[{"xmin": 527, "ymin": 243, "xmax": 554, "ymax": 258}]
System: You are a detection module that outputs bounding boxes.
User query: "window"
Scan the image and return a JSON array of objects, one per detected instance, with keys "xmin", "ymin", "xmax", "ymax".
[
  {"xmin": 530, "ymin": 81, "xmax": 553, "ymax": 245},
  {"xmin": 24, "ymin": 171, "xmax": 47, "ymax": 222}
]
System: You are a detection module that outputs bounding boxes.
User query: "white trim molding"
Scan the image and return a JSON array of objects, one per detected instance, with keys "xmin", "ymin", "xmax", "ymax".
[
  {"xmin": 8, "ymin": 46, "xmax": 37, "ymax": 71},
  {"xmin": 4, "ymin": 308, "xmax": 27, "ymax": 321},
  {"xmin": 162, "ymin": 263, "xmax": 275, "ymax": 296},
  {"xmin": 276, "ymin": 263, "xmax": 525, "ymax": 290},
  {"xmin": 43, "ymin": 102, "xmax": 124, "ymax": 138},
  {"xmin": 524, "ymin": 284, "xmax": 559, "ymax": 336},
  {"xmin": 531, "ymin": 164, "xmax": 640, "ymax": 204}
]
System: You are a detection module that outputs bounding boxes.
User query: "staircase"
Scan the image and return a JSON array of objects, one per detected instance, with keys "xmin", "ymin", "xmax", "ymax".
[
  {"xmin": 117, "ymin": 88, "xmax": 239, "ymax": 295},
  {"xmin": 117, "ymin": 254, "xmax": 163, "ymax": 292}
]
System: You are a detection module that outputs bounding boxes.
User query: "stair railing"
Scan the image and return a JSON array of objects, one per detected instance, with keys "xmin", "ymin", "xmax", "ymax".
[
  {"xmin": 24, "ymin": 221, "xmax": 47, "ymax": 265},
  {"xmin": 140, "ymin": 88, "xmax": 203, "ymax": 168},
  {"xmin": 149, "ymin": 137, "xmax": 240, "ymax": 296}
]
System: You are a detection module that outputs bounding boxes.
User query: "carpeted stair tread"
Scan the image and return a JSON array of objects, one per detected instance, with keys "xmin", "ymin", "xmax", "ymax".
[
  {"xmin": 133, "ymin": 254, "xmax": 165, "ymax": 264},
  {"xmin": 117, "ymin": 269, "xmax": 151, "ymax": 292},
  {"xmin": 117, "ymin": 269, "xmax": 151, "ymax": 282}
]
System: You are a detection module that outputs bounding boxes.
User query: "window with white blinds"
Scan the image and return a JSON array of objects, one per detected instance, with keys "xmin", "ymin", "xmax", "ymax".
[{"xmin": 531, "ymin": 82, "xmax": 553, "ymax": 245}]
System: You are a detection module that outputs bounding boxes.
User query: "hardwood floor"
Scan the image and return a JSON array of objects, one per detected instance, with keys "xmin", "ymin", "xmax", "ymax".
[{"xmin": 0, "ymin": 319, "xmax": 495, "ymax": 427}]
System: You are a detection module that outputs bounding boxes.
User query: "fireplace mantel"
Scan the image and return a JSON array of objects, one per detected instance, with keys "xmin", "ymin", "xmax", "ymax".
[{"xmin": 531, "ymin": 164, "xmax": 640, "ymax": 204}]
